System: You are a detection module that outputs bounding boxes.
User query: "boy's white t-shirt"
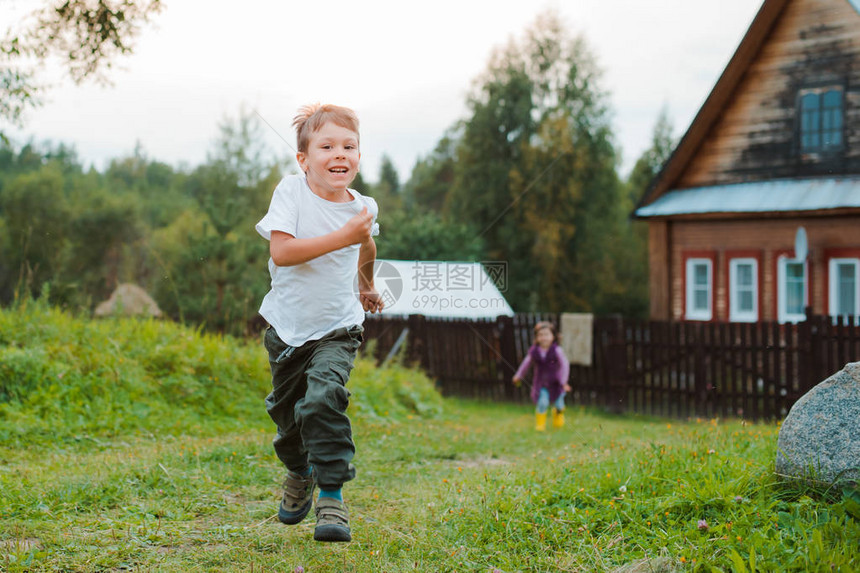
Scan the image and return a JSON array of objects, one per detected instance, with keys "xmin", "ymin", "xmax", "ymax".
[{"xmin": 255, "ymin": 174, "xmax": 379, "ymax": 347}]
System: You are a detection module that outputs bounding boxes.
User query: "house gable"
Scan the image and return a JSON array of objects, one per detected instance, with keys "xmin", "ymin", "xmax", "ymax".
[
  {"xmin": 637, "ymin": 0, "xmax": 860, "ymax": 322},
  {"xmin": 639, "ymin": 0, "xmax": 860, "ymax": 209}
]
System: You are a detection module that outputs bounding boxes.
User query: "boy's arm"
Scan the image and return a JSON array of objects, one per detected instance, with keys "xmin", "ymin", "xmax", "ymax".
[
  {"xmin": 270, "ymin": 206, "xmax": 374, "ymax": 266},
  {"xmin": 357, "ymin": 237, "xmax": 384, "ymax": 313}
]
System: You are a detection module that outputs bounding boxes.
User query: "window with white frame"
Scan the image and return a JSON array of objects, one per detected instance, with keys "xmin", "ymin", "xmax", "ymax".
[
  {"xmin": 777, "ymin": 256, "xmax": 807, "ymax": 323},
  {"xmin": 828, "ymin": 258, "xmax": 859, "ymax": 321},
  {"xmin": 685, "ymin": 258, "xmax": 712, "ymax": 321},
  {"xmin": 729, "ymin": 258, "xmax": 758, "ymax": 322}
]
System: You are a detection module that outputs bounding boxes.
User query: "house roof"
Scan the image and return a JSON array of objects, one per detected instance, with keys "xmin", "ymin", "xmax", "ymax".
[
  {"xmin": 635, "ymin": 177, "xmax": 860, "ymax": 217},
  {"xmin": 636, "ymin": 0, "xmax": 790, "ymax": 212},
  {"xmin": 373, "ymin": 259, "xmax": 514, "ymax": 319}
]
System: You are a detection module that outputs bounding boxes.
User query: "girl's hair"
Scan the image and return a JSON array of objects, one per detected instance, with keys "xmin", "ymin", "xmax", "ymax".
[{"xmin": 292, "ymin": 103, "xmax": 360, "ymax": 153}]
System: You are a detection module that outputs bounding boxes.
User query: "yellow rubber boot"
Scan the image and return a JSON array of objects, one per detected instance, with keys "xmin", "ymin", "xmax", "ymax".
[
  {"xmin": 551, "ymin": 408, "xmax": 565, "ymax": 428},
  {"xmin": 535, "ymin": 412, "xmax": 547, "ymax": 431}
]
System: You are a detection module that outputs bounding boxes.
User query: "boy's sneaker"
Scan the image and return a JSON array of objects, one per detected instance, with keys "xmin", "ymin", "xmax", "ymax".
[
  {"xmin": 313, "ymin": 497, "xmax": 351, "ymax": 542},
  {"xmin": 278, "ymin": 469, "xmax": 316, "ymax": 525}
]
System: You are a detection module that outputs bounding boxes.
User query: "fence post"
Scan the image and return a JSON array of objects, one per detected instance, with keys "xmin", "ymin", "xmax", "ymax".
[
  {"xmin": 605, "ymin": 315, "xmax": 628, "ymax": 414},
  {"xmin": 797, "ymin": 308, "xmax": 810, "ymax": 399},
  {"xmin": 694, "ymin": 325, "xmax": 707, "ymax": 419},
  {"xmin": 808, "ymin": 307, "xmax": 824, "ymax": 388},
  {"xmin": 497, "ymin": 315, "xmax": 518, "ymax": 400},
  {"xmin": 798, "ymin": 305, "xmax": 826, "ymax": 396},
  {"xmin": 407, "ymin": 314, "xmax": 428, "ymax": 372}
]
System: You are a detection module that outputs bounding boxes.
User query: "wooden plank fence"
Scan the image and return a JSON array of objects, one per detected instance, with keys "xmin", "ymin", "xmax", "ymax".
[{"xmin": 362, "ymin": 311, "xmax": 860, "ymax": 421}]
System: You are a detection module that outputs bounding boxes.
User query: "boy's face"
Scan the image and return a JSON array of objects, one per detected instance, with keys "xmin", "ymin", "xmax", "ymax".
[{"xmin": 297, "ymin": 122, "xmax": 360, "ymax": 196}]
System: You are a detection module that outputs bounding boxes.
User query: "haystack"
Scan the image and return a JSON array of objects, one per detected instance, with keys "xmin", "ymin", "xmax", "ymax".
[{"xmin": 94, "ymin": 283, "xmax": 163, "ymax": 318}]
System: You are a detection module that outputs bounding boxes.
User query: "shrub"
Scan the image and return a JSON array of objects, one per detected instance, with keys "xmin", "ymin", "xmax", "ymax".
[{"xmin": 0, "ymin": 303, "xmax": 444, "ymax": 445}]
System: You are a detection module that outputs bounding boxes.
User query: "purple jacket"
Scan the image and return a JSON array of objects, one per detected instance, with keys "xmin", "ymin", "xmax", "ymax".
[{"xmin": 514, "ymin": 343, "xmax": 570, "ymax": 404}]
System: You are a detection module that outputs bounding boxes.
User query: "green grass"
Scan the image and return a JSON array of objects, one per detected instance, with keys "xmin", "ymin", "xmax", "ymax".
[{"xmin": 1, "ymin": 304, "xmax": 858, "ymax": 572}]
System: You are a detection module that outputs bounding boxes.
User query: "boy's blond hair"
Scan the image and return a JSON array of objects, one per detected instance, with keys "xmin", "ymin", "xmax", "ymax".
[{"xmin": 292, "ymin": 103, "xmax": 360, "ymax": 153}]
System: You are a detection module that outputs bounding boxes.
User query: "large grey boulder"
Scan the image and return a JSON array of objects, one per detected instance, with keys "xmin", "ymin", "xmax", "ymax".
[{"xmin": 775, "ymin": 362, "xmax": 860, "ymax": 484}]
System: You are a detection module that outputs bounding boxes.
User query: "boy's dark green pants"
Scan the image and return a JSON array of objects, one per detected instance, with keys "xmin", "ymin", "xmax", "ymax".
[{"xmin": 264, "ymin": 324, "xmax": 363, "ymax": 490}]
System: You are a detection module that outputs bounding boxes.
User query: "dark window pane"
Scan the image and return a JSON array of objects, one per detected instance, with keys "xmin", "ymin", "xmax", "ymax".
[
  {"xmin": 785, "ymin": 262, "xmax": 805, "ymax": 315},
  {"xmin": 694, "ymin": 267, "xmax": 706, "ymax": 286},
  {"xmin": 837, "ymin": 263, "xmax": 856, "ymax": 316},
  {"xmin": 825, "ymin": 129, "xmax": 842, "ymax": 147},
  {"xmin": 695, "ymin": 290, "xmax": 708, "ymax": 311},
  {"xmin": 802, "ymin": 92, "xmax": 819, "ymax": 109},
  {"xmin": 810, "ymin": 132, "xmax": 821, "ymax": 149},
  {"xmin": 787, "ymin": 263, "xmax": 804, "ymax": 280},
  {"xmin": 737, "ymin": 264, "xmax": 752, "ymax": 286},
  {"xmin": 823, "ymin": 90, "xmax": 842, "ymax": 107},
  {"xmin": 800, "ymin": 97, "xmax": 820, "ymax": 151}
]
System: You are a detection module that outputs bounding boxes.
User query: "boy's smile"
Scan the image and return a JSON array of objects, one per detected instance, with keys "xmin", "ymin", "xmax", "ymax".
[{"xmin": 297, "ymin": 122, "xmax": 360, "ymax": 200}]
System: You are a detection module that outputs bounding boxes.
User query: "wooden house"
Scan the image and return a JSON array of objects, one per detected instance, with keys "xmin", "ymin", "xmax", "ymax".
[{"xmin": 635, "ymin": 0, "xmax": 860, "ymax": 323}]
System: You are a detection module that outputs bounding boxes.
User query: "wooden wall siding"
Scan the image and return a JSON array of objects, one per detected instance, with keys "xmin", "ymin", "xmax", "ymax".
[
  {"xmin": 661, "ymin": 216, "xmax": 860, "ymax": 321},
  {"xmin": 677, "ymin": 0, "xmax": 860, "ymax": 188},
  {"xmin": 649, "ymin": 221, "xmax": 671, "ymax": 320}
]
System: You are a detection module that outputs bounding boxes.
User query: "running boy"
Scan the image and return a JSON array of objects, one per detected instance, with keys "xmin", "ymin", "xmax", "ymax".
[{"xmin": 255, "ymin": 103, "xmax": 383, "ymax": 543}]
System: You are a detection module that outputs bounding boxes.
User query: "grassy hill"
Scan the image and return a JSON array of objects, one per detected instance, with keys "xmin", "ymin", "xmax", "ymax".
[{"xmin": 0, "ymin": 302, "xmax": 443, "ymax": 446}]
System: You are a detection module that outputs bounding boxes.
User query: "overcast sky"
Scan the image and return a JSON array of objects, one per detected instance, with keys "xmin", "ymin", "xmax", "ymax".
[{"xmin": 5, "ymin": 0, "xmax": 762, "ymax": 182}]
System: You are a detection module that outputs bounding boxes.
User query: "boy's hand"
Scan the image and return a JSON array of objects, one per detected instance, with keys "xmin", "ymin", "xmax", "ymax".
[
  {"xmin": 360, "ymin": 285, "xmax": 384, "ymax": 313},
  {"xmin": 342, "ymin": 207, "xmax": 374, "ymax": 245},
  {"xmin": 563, "ymin": 384, "xmax": 572, "ymax": 392},
  {"xmin": 513, "ymin": 376, "xmax": 521, "ymax": 386}
]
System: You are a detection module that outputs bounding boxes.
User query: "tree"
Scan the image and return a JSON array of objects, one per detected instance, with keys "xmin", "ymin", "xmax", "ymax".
[
  {"xmin": 191, "ymin": 109, "xmax": 281, "ymax": 237},
  {"xmin": 444, "ymin": 9, "xmax": 623, "ymax": 312},
  {"xmin": 376, "ymin": 211, "xmax": 484, "ymax": 262},
  {"xmin": 373, "ymin": 154, "xmax": 402, "ymax": 212},
  {"xmin": 610, "ymin": 108, "xmax": 676, "ymax": 318},
  {"xmin": 149, "ymin": 109, "xmax": 280, "ymax": 335},
  {"xmin": 403, "ymin": 133, "xmax": 458, "ymax": 213},
  {"xmin": 58, "ymin": 186, "xmax": 144, "ymax": 306},
  {"xmin": 1, "ymin": 1, "xmax": 163, "ymax": 130},
  {"xmin": 105, "ymin": 147, "xmax": 192, "ymax": 228},
  {"xmin": 0, "ymin": 141, "xmax": 85, "ymax": 302},
  {"xmin": 0, "ymin": 164, "xmax": 70, "ymax": 299},
  {"xmin": 378, "ymin": 154, "xmax": 400, "ymax": 194},
  {"xmin": 350, "ymin": 171, "xmax": 371, "ymax": 195},
  {"xmin": 209, "ymin": 105, "xmax": 278, "ymax": 189},
  {"xmin": 0, "ymin": 111, "xmax": 276, "ymax": 334},
  {"xmin": 626, "ymin": 107, "xmax": 675, "ymax": 205}
]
